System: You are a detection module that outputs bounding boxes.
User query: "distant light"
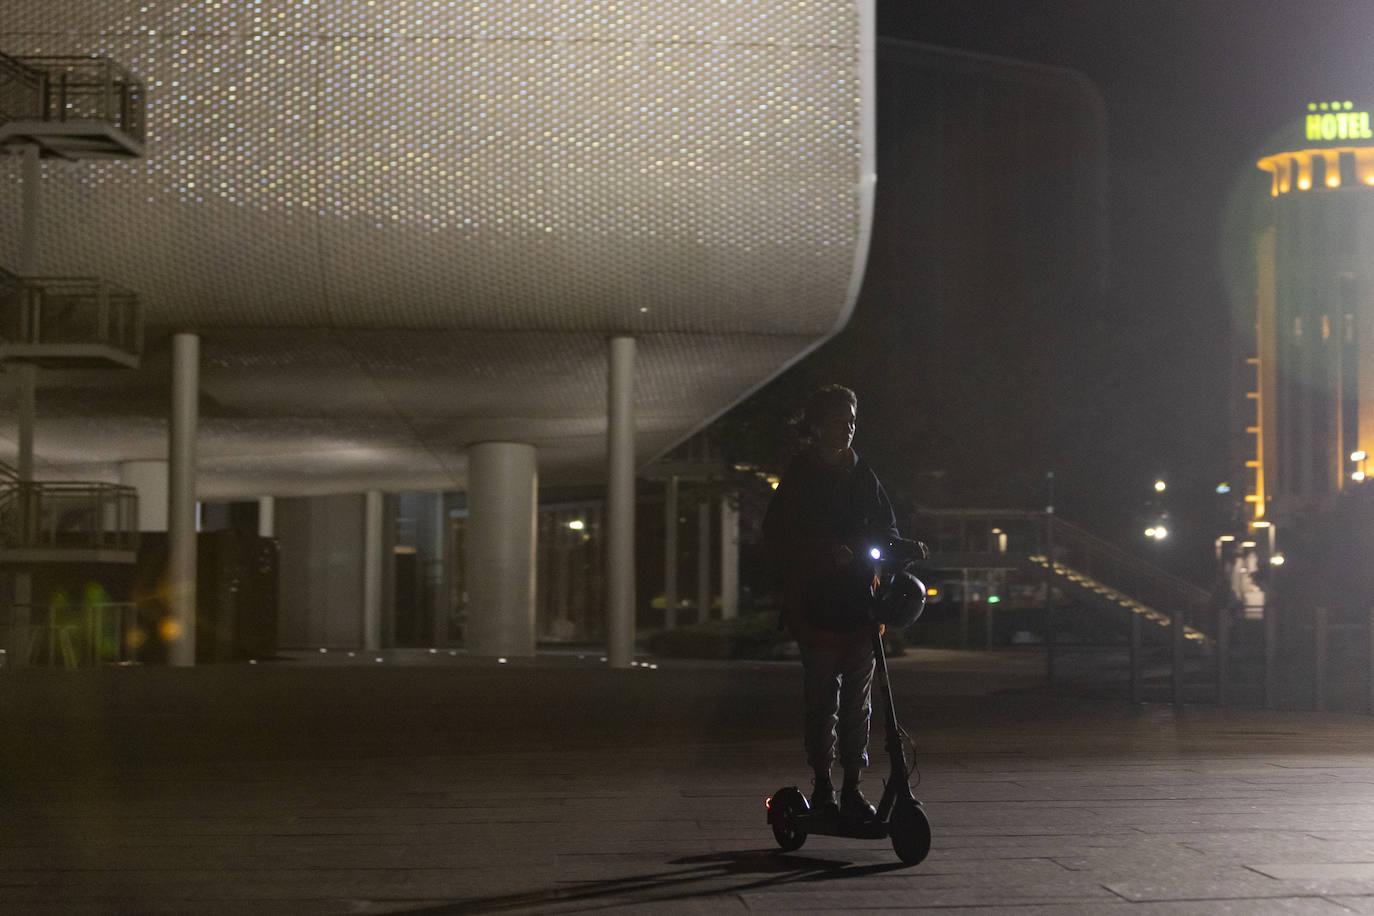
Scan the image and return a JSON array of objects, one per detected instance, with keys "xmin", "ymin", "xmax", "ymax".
[
  {"xmin": 770, "ymin": 480, "xmax": 779, "ymax": 490},
  {"xmin": 1216, "ymin": 483, "xmax": 1231, "ymax": 494},
  {"xmin": 1270, "ymin": 554, "xmax": 1286, "ymax": 566},
  {"xmin": 869, "ymin": 547, "xmax": 882, "ymax": 560},
  {"xmin": 1353, "ymin": 450, "xmax": 1368, "ymax": 462},
  {"xmin": 926, "ymin": 587, "xmax": 939, "ymax": 597},
  {"xmin": 1154, "ymin": 479, "xmax": 1167, "ymax": 493},
  {"xmin": 987, "ymin": 595, "xmax": 1001, "ymax": 604},
  {"xmin": 1218, "ymin": 535, "xmax": 1236, "ymax": 542},
  {"xmin": 1144, "ymin": 527, "xmax": 1157, "ymax": 538},
  {"xmin": 1242, "ymin": 540, "xmax": 1256, "ymax": 548},
  {"xmin": 498, "ymin": 657, "xmax": 508, "ymax": 664},
  {"xmin": 1355, "ymin": 471, "xmax": 1367, "ymax": 482},
  {"xmin": 374, "ymin": 657, "xmax": 383, "ymax": 663},
  {"xmin": 319, "ymin": 647, "xmax": 328, "ymax": 653},
  {"xmin": 1252, "ymin": 520, "xmax": 1271, "ymax": 528},
  {"xmin": 568, "ymin": 519, "xmax": 585, "ymax": 530}
]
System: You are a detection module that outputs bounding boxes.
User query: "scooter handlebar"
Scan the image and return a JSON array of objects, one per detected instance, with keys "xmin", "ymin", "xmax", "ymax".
[{"xmin": 863, "ymin": 535, "xmax": 930, "ymax": 564}]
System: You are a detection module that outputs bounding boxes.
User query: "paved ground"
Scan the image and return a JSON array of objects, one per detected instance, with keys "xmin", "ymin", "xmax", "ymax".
[{"xmin": 8, "ymin": 647, "xmax": 1374, "ymax": 913}]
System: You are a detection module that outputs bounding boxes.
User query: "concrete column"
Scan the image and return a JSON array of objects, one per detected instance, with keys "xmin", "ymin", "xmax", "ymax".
[
  {"xmin": 427, "ymin": 492, "xmax": 450, "ymax": 647},
  {"xmin": 16, "ymin": 365, "xmax": 34, "ymax": 485},
  {"xmin": 257, "ymin": 496, "xmax": 275, "ymax": 538},
  {"xmin": 697, "ymin": 498, "xmax": 711, "ymax": 623},
  {"xmin": 720, "ymin": 494, "xmax": 739, "ymax": 620},
  {"xmin": 120, "ymin": 460, "xmax": 169, "ymax": 531},
  {"xmin": 362, "ymin": 490, "xmax": 384, "ymax": 652},
  {"xmin": 466, "ymin": 442, "xmax": 538, "ymax": 657},
  {"xmin": 167, "ymin": 332, "xmax": 199, "ymax": 667},
  {"xmin": 606, "ymin": 336, "xmax": 636, "ymax": 667},
  {"xmin": 663, "ymin": 475, "xmax": 678, "ymax": 630}
]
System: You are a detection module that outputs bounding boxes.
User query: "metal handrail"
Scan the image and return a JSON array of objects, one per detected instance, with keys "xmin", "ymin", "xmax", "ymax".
[
  {"xmin": 913, "ymin": 506, "xmax": 1210, "ymax": 626},
  {"xmin": 0, "ymin": 269, "xmax": 143, "ymax": 357},
  {"xmin": 0, "ymin": 52, "xmax": 42, "ymax": 123},
  {"xmin": 7, "ymin": 54, "xmax": 145, "ymax": 143},
  {"xmin": 0, "ymin": 481, "xmax": 138, "ymax": 552},
  {"xmin": 1, "ymin": 601, "xmax": 136, "ymax": 668}
]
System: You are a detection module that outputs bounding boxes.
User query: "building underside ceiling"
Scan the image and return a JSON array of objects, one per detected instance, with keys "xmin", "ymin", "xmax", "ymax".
[
  {"xmin": 0, "ymin": 328, "xmax": 824, "ymax": 498},
  {"xmin": 0, "ymin": 2, "xmax": 874, "ymax": 497}
]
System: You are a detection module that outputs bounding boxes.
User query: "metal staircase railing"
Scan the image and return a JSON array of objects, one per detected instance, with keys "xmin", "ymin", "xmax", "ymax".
[
  {"xmin": 0, "ymin": 52, "xmax": 144, "ymax": 157},
  {"xmin": 0, "ymin": 458, "xmax": 137, "ymax": 555},
  {"xmin": 913, "ymin": 507, "xmax": 1213, "ymax": 642},
  {"xmin": 0, "ymin": 480, "xmax": 138, "ymax": 553},
  {"xmin": 0, "ymin": 267, "xmax": 143, "ymax": 367}
]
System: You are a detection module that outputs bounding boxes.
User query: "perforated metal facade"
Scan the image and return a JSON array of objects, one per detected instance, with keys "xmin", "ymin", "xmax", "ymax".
[{"xmin": 0, "ymin": 1, "xmax": 874, "ymax": 495}]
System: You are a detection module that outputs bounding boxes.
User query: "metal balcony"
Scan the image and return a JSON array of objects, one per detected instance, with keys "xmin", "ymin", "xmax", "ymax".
[
  {"xmin": 0, "ymin": 478, "xmax": 139, "ymax": 565},
  {"xmin": 0, "ymin": 268, "xmax": 143, "ymax": 368},
  {"xmin": 0, "ymin": 52, "xmax": 144, "ymax": 158}
]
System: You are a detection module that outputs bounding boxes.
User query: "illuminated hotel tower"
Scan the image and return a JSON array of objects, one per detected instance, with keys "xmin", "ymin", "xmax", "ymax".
[{"xmin": 1252, "ymin": 100, "xmax": 1374, "ymax": 528}]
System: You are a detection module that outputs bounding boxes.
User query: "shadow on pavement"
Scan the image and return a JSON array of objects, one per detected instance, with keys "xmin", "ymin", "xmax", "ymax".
[{"xmin": 404, "ymin": 848, "xmax": 912, "ymax": 913}]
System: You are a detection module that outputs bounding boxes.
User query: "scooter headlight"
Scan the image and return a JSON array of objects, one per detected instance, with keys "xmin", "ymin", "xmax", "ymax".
[{"xmin": 869, "ymin": 547, "xmax": 882, "ymax": 560}]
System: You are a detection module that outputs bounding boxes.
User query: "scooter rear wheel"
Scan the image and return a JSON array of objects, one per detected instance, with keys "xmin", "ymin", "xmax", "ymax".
[
  {"xmin": 768, "ymin": 786, "xmax": 808, "ymax": 852},
  {"xmin": 889, "ymin": 798, "xmax": 931, "ymax": 865}
]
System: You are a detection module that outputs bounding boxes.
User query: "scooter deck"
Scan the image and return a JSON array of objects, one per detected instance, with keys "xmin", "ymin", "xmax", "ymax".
[{"xmin": 794, "ymin": 810, "xmax": 889, "ymax": 840}]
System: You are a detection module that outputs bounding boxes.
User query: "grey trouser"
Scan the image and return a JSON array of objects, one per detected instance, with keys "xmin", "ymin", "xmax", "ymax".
[{"xmin": 800, "ymin": 637, "xmax": 875, "ymax": 774}]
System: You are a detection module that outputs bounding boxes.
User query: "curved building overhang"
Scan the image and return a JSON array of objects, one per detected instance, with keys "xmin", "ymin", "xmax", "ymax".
[{"xmin": 0, "ymin": 1, "xmax": 875, "ymax": 496}]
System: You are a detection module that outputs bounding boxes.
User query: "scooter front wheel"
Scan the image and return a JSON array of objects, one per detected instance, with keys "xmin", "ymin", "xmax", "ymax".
[
  {"xmin": 767, "ymin": 786, "xmax": 808, "ymax": 852},
  {"xmin": 889, "ymin": 797, "xmax": 930, "ymax": 865}
]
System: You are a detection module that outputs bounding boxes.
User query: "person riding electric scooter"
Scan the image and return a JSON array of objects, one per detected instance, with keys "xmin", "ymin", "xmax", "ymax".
[{"xmin": 761, "ymin": 385, "xmax": 932, "ymax": 864}]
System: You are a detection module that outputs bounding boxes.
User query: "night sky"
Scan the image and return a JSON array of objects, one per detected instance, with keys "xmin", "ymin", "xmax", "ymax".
[{"xmin": 758, "ymin": 1, "xmax": 1374, "ymax": 580}]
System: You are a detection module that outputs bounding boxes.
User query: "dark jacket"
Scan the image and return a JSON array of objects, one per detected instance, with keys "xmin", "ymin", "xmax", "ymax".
[{"xmin": 761, "ymin": 449, "xmax": 899, "ymax": 647}]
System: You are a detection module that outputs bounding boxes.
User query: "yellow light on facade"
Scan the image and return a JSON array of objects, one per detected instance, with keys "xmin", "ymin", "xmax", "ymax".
[
  {"xmin": 1270, "ymin": 554, "xmax": 1286, "ymax": 566},
  {"xmin": 1242, "ymin": 540, "xmax": 1256, "ymax": 548},
  {"xmin": 1218, "ymin": 535, "xmax": 1235, "ymax": 542},
  {"xmin": 1251, "ymin": 520, "xmax": 1271, "ymax": 528}
]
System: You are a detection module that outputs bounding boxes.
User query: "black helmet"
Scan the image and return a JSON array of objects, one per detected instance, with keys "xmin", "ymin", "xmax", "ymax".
[{"xmin": 875, "ymin": 570, "xmax": 926, "ymax": 628}]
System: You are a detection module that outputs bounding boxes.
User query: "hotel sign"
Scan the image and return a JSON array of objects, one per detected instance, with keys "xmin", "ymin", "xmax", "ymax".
[{"xmin": 1307, "ymin": 101, "xmax": 1373, "ymax": 142}]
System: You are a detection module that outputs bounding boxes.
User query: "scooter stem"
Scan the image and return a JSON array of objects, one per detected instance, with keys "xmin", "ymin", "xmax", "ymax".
[{"xmin": 871, "ymin": 626, "xmax": 911, "ymax": 822}]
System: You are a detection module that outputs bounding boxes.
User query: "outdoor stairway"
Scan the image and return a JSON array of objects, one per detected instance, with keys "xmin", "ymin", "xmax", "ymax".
[
  {"xmin": 1025, "ymin": 554, "xmax": 1209, "ymax": 644},
  {"xmin": 916, "ymin": 507, "xmax": 1214, "ymax": 646}
]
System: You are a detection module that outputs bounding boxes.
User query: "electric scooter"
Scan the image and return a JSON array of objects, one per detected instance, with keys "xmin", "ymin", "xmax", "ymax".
[{"xmin": 765, "ymin": 534, "xmax": 933, "ymax": 866}]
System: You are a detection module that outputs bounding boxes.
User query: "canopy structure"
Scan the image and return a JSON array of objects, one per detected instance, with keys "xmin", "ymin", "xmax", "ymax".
[{"xmin": 0, "ymin": 1, "xmax": 875, "ymax": 497}]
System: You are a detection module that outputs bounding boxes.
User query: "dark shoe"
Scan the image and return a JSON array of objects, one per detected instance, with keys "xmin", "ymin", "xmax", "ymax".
[
  {"xmin": 809, "ymin": 781, "xmax": 837, "ymax": 815},
  {"xmin": 840, "ymin": 783, "xmax": 876, "ymax": 820}
]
